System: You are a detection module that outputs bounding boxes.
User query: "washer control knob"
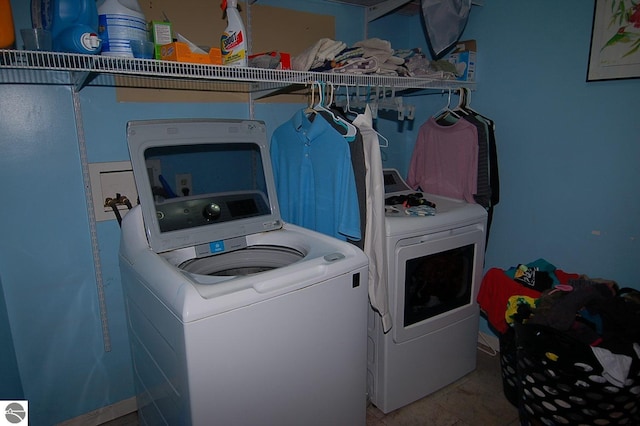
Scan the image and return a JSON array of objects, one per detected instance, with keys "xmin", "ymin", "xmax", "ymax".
[{"xmin": 203, "ymin": 203, "xmax": 221, "ymax": 220}]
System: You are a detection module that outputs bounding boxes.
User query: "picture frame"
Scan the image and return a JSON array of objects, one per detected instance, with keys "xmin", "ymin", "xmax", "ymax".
[{"xmin": 587, "ymin": 0, "xmax": 640, "ymax": 81}]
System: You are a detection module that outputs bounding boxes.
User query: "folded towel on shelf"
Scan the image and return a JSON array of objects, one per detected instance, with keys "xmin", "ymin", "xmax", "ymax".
[
  {"xmin": 293, "ymin": 37, "xmax": 408, "ymax": 76},
  {"xmin": 377, "ymin": 60, "xmax": 405, "ymax": 75},
  {"xmin": 353, "ymin": 37, "xmax": 406, "ymax": 74},
  {"xmin": 353, "ymin": 38, "xmax": 393, "ymax": 54},
  {"xmin": 331, "ymin": 57, "xmax": 379, "ymax": 74},
  {"xmin": 317, "ymin": 40, "xmax": 347, "ymax": 62},
  {"xmin": 333, "ymin": 46, "xmax": 365, "ymax": 63},
  {"xmin": 292, "ymin": 38, "xmax": 346, "ymax": 71}
]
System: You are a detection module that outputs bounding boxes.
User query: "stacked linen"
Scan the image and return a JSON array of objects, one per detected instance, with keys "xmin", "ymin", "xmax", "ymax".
[
  {"xmin": 351, "ymin": 38, "xmax": 405, "ymax": 75},
  {"xmin": 291, "ymin": 37, "xmax": 406, "ymax": 75},
  {"xmin": 292, "ymin": 38, "xmax": 461, "ymax": 79},
  {"xmin": 291, "ymin": 38, "xmax": 347, "ymax": 71},
  {"xmin": 397, "ymin": 48, "xmax": 458, "ymax": 79}
]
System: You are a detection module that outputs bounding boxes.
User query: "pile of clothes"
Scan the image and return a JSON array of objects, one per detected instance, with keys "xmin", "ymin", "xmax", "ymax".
[
  {"xmin": 291, "ymin": 37, "xmax": 460, "ymax": 78},
  {"xmin": 478, "ymin": 259, "xmax": 640, "ymax": 386}
]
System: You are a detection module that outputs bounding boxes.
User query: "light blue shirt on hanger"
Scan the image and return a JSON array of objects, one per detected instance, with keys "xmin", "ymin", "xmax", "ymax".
[{"xmin": 270, "ymin": 109, "xmax": 361, "ymax": 242}]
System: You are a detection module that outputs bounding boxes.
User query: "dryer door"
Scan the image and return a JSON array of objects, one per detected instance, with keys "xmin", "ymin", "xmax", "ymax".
[{"xmin": 392, "ymin": 223, "xmax": 485, "ymax": 344}]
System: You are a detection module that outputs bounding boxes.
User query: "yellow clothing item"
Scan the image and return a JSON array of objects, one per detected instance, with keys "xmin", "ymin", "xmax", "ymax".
[{"xmin": 505, "ymin": 295, "xmax": 537, "ymax": 325}]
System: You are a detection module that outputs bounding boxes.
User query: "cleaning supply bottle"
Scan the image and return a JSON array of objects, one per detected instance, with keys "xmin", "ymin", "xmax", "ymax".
[
  {"xmin": 47, "ymin": 0, "xmax": 102, "ymax": 54},
  {"xmin": 97, "ymin": 0, "xmax": 147, "ymax": 57},
  {"xmin": 220, "ymin": 0, "xmax": 247, "ymax": 67},
  {"xmin": 0, "ymin": 0, "xmax": 16, "ymax": 49}
]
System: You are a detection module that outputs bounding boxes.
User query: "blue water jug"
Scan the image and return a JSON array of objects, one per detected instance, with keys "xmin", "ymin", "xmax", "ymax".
[{"xmin": 39, "ymin": 0, "xmax": 102, "ymax": 54}]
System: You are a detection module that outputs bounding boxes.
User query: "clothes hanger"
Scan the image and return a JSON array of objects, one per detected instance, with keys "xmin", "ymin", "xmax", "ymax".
[
  {"xmin": 344, "ymin": 85, "xmax": 355, "ymax": 114},
  {"xmin": 454, "ymin": 87, "xmax": 467, "ymax": 111},
  {"xmin": 458, "ymin": 87, "xmax": 494, "ymax": 126},
  {"xmin": 344, "ymin": 87, "xmax": 389, "ymax": 148},
  {"xmin": 374, "ymin": 123, "xmax": 389, "ymax": 148},
  {"xmin": 312, "ymin": 81, "xmax": 339, "ymax": 121},
  {"xmin": 434, "ymin": 89, "xmax": 461, "ymax": 123},
  {"xmin": 448, "ymin": 87, "xmax": 471, "ymax": 119},
  {"xmin": 314, "ymin": 81, "xmax": 357, "ymax": 142},
  {"xmin": 463, "ymin": 88, "xmax": 487, "ymax": 117},
  {"xmin": 343, "ymin": 84, "xmax": 357, "ymax": 116},
  {"xmin": 304, "ymin": 81, "xmax": 318, "ymax": 117},
  {"xmin": 334, "ymin": 85, "xmax": 372, "ymax": 117}
]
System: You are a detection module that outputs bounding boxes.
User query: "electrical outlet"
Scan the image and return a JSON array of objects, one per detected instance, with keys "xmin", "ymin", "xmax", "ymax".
[
  {"xmin": 146, "ymin": 159, "xmax": 161, "ymax": 188},
  {"xmin": 175, "ymin": 173, "xmax": 193, "ymax": 197},
  {"xmin": 88, "ymin": 161, "xmax": 138, "ymax": 222}
]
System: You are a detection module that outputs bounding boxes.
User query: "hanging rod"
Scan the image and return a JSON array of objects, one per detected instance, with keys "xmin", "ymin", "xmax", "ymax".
[{"xmin": 334, "ymin": 85, "xmax": 416, "ymax": 121}]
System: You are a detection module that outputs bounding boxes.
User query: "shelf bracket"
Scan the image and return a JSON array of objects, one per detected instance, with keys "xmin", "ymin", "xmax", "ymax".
[
  {"xmin": 367, "ymin": 0, "xmax": 412, "ymax": 22},
  {"xmin": 70, "ymin": 70, "xmax": 97, "ymax": 92}
]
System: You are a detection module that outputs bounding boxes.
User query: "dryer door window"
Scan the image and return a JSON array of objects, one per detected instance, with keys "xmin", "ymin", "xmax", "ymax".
[
  {"xmin": 404, "ymin": 244, "xmax": 474, "ymax": 327},
  {"xmin": 392, "ymin": 225, "xmax": 484, "ymax": 344}
]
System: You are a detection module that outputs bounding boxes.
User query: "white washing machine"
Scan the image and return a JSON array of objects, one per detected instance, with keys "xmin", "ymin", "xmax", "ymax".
[
  {"xmin": 367, "ymin": 169, "xmax": 487, "ymax": 413},
  {"xmin": 119, "ymin": 119, "xmax": 369, "ymax": 426}
]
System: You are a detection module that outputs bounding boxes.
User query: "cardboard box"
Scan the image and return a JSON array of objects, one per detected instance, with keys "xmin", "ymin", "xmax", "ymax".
[
  {"xmin": 248, "ymin": 51, "xmax": 291, "ymax": 70},
  {"xmin": 448, "ymin": 40, "xmax": 476, "ymax": 81},
  {"xmin": 148, "ymin": 21, "xmax": 173, "ymax": 60},
  {"xmin": 160, "ymin": 42, "xmax": 222, "ymax": 65},
  {"xmin": 209, "ymin": 48, "xmax": 222, "ymax": 65}
]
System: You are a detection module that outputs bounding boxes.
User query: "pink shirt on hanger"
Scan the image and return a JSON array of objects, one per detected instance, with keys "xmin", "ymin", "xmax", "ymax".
[{"xmin": 407, "ymin": 117, "xmax": 478, "ymax": 203}]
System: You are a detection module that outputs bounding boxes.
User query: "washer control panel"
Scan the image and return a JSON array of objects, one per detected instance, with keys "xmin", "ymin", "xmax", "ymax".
[{"xmin": 156, "ymin": 191, "xmax": 270, "ymax": 233}]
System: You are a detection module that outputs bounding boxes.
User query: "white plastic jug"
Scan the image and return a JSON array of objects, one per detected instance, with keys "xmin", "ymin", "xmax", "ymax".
[{"xmin": 97, "ymin": 0, "xmax": 147, "ymax": 57}]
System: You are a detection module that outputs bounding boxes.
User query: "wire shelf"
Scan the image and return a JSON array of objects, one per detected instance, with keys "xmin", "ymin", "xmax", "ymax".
[{"xmin": 0, "ymin": 49, "xmax": 474, "ymax": 93}]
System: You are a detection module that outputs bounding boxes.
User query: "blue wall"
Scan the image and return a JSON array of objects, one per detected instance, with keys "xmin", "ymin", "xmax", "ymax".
[
  {"xmin": 0, "ymin": 0, "xmax": 638, "ymax": 424},
  {"xmin": 0, "ymin": 275, "xmax": 23, "ymax": 399},
  {"xmin": 461, "ymin": 1, "xmax": 639, "ymax": 284}
]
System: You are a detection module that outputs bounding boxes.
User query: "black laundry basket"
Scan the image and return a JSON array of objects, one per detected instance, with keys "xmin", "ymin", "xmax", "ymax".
[
  {"xmin": 515, "ymin": 323, "xmax": 640, "ymax": 426},
  {"xmin": 499, "ymin": 326, "xmax": 519, "ymax": 408}
]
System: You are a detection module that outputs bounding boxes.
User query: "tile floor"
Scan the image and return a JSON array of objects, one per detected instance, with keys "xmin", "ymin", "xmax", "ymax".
[
  {"xmin": 365, "ymin": 347, "xmax": 520, "ymax": 426},
  {"xmin": 101, "ymin": 346, "xmax": 520, "ymax": 426}
]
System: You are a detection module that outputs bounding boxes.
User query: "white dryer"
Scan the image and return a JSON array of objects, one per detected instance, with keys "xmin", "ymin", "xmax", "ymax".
[
  {"xmin": 119, "ymin": 119, "xmax": 369, "ymax": 426},
  {"xmin": 367, "ymin": 169, "xmax": 487, "ymax": 413}
]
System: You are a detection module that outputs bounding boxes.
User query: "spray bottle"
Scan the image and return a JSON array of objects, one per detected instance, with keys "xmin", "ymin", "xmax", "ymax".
[{"xmin": 220, "ymin": 0, "xmax": 247, "ymax": 67}]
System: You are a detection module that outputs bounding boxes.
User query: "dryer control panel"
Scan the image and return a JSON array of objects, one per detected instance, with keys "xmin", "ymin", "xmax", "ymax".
[
  {"xmin": 383, "ymin": 168, "xmax": 413, "ymax": 195},
  {"xmin": 383, "ymin": 169, "xmax": 437, "ymax": 217}
]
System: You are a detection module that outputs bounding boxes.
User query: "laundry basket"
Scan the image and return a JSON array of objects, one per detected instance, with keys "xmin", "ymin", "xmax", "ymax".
[
  {"xmin": 515, "ymin": 323, "xmax": 640, "ymax": 426},
  {"xmin": 499, "ymin": 327, "xmax": 519, "ymax": 408}
]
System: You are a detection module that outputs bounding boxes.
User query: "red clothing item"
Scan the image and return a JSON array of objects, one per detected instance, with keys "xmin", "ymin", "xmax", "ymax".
[{"xmin": 477, "ymin": 268, "xmax": 580, "ymax": 334}]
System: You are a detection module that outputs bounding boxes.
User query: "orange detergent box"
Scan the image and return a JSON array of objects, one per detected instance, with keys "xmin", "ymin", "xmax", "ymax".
[{"xmin": 160, "ymin": 42, "xmax": 222, "ymax": 65}]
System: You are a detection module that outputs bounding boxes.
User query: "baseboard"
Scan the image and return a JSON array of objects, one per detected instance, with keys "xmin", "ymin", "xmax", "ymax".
[
  {"xmin": 477, "ymin": 331, "xmax": 500, "ymax": 354},
  {"xmin": 57, "ymin": 396, "xmax": 137, "ymax": 426}
]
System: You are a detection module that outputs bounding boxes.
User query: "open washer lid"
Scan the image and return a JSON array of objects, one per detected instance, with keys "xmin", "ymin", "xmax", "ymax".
[{"xmin": 127, "ymin": 119, "xmax": 283, "ymax": 254}]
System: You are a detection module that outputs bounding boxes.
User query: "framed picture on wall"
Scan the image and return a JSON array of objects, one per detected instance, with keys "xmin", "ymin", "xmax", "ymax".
[{"xmin": 587, "ymin": 0, "xmax": 640, "ymax": 81}]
